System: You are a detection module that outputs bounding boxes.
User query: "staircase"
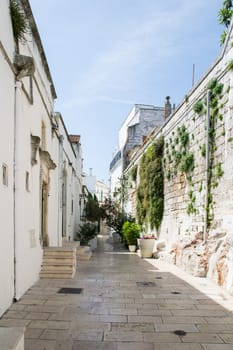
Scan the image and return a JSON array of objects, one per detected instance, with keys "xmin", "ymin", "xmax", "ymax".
[{"xmin": 40, "ymin": 247, "xmax": 76, "ymax": 278}]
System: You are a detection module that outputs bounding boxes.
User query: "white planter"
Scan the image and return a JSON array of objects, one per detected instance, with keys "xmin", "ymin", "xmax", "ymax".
[
  {"xmin": 128, "ymin": 245, "xmax": 136, "ymax": 252},
  {"xmin": 89, "ymin": 237, "xmax": 97, "ymax": 250},
  {"xmin": 138, "ymin": 239, "xmax": 155, "ymax": 258}
]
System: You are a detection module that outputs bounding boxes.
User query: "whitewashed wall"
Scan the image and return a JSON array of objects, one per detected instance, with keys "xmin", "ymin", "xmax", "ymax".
[
  {"xmin": 0, "ymin": 0, "xmax": 15, "ymax": 315},
  {"xmin": 0, "ymin": 0, "xmax": 83, "ymax": 314}
]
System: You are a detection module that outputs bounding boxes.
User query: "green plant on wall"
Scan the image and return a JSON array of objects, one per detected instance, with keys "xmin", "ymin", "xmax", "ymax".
[
  {"xmin": 163, "ymin": 124, "xmax": 196, "ymax": 215},
  {"xmin": 187, "ymin": 190, "xmax": 197, "ymax": 215},
  {"xmin": 193, "ymin": 100, "xmax": 204, "ymax": 114},
  {"xmin": 193, "ymin": 77, "xmax": 226, "ymax": 227},
  {"xmin": 218, "ymin": 0, "xmax": 233, "ymax": 45},
  {"xmin": 164, "ymin": 124, "xmax": 195, "ymax": 182},
  {"xmin": 9, "ymin": 0, "xmax": 29, "ymax": 47},
  {"xmin": 136, "ymin": 136, "xmax": 164, "ymax": 230},
  {"xmin": 130, "ymin": 164, "xmax": 138, "ymax": 182}
]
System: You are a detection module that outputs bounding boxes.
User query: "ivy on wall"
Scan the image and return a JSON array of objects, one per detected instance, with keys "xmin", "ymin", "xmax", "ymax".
[
  {"xmin": 164, "ymin": 124, "xmax": 195, "ymax": 182},
  {"xmin": 163, "ymin": 124, "xmax": 196, "ymax": 215},
  {"xmin": 136, "ymin": 136, "xmax": 164, "ymax": 230},
  {"xmin": 193, "ymin": 78, "xmax": 226, "ymax": 227}
]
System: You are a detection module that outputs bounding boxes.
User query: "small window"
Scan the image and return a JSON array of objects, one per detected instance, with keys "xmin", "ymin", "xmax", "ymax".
[
  {"xmin": 2, "ymin": 164, "xmax": 8, "ymax": 186},
  {"xmin": 71, "ymin": 200, "xmax": 74, "ymax": 214},
  {"xmin": 26, "ymin": 171, "xmax": 30, "ymax": 192}
]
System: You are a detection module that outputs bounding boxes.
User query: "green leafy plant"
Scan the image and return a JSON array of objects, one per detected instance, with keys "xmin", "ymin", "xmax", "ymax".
[
  {"xmin": 85, "ymin": 193, "xmax": 101, "ymax": 222},
  {"xmin": 227, "ymin": 59, "xmax": 233, "ymax": 71},
  {"xmin": 9, "ymin": 0, "xmax": 29, "ymax": 44},
  {"xmin": 216, "ymin": 163, "xmax": 224, "ymax": 178},
  {"xmin": 193, "ymin": 100, "xmax": 204, "ymax": 114},
  {"xmin": 76, "ymin": 223, "xmax": 97, "ymax": 245},
  {"xmin": 218, "ymin": 0, "xmax": 233, "ymax": 44},
  {"xmin": 136, "ymin": 136, "xmax": 164, "ymax": 230},
  {"xmin": 122, "ymin": 221, "xmax": 140, "ymax": 246},
  {"xmin": 180, "ymin": 153, "xmax": 194, "ymax": 173},
  {"xmin": 201, "ymin": 144, "xmax": 206, "ymax": 157},
  {"xmin": 187, "ymin": 190, "xmax": 197, "ymax": 215},
  {"xmin": 131, "ymin": 164, "xmax": 138, "ymax": 182}
]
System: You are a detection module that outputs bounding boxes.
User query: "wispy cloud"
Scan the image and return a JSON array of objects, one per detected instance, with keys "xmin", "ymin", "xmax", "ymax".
[{"xmin": 60, "ymin": 0, "xmax": 218, "ymax": 113}]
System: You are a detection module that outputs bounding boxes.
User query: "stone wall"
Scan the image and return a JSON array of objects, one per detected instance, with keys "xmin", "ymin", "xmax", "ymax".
[{"xmin": 125, "ymin": 23, "xmax": 233, "ymax": 293}]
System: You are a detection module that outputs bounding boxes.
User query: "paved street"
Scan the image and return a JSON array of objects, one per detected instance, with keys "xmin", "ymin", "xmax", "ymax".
[{"xmin": 1, "ymin": 235, "xmax": 233, "ymax": 350}]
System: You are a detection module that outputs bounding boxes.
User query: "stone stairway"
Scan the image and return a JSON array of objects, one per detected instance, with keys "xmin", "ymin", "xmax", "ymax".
[{"xmin": 40, "ymin": 247, "xmax": 76, "ymax": 278}]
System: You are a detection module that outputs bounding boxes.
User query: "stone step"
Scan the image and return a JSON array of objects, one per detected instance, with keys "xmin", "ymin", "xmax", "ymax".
[
  {"xmin": 40, "ymin": 272, "xmax": 75, "ymax": 278},
  {"xmin": 40, "ymin": 247, "xmax": 76, "ymax": 279},
  {"xmin": 41, "ymin": 265, "xmax": 74, "ymax": 272},
  {"xmin": 0, "ymin": 327, "xmax": 24, "ymax": 350},
  {"xmin": 43, "ymin": 259, "xmax": 74, "ymax": 265},
  {"xmin": 43, "ymin": 251, "xmax": 75, "ymax": 258}
]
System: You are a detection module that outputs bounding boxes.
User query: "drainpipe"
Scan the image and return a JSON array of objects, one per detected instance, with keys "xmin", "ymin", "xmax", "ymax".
[
  {"xmin": 58, "ymin": 134, "xmax": 64, "ymax": 246},
  {"xmin": 13, "ymin": 80, "xmax": 22, "ymax": 300},
  {"xmin": 204, "ymin": 90, "xmax": 211, "ymax": 242}
]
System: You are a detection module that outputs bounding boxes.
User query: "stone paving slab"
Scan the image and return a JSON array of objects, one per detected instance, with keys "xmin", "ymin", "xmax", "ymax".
[{"xmin": 2, "ymin": 235, "xmax": 233, "ymax": 349}]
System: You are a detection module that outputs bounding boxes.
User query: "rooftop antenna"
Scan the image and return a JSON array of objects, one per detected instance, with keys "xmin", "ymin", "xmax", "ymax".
[{"xmin": 192, "ymin": 63, "xmax": 195, "ymax": 88}]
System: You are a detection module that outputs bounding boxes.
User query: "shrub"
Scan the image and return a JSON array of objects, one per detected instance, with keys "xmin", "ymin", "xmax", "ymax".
[
  {"xmin": 76, "ymin": 223, "xmax": 97, "ymax": 245},
  {"xmin": 193, "ymin": 101, "xmax": 204, "ymax": 114},
  {"xmin": 122, "ymin": 221, "xmax": 140, "ymax": 246}
]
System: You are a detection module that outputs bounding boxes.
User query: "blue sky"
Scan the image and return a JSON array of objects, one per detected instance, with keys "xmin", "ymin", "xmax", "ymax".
[{"xmin": 29, "ymin": 0, "xmax": 223, "ymax": 183}]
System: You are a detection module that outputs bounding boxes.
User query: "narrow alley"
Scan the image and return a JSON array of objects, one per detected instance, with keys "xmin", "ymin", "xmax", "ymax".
[{"xmin": 1, "ymin": 235, "xmax": 233, "ymax": 350}]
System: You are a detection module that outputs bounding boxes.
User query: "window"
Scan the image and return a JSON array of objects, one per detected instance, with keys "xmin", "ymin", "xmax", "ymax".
[{"xmin": 2, "ymin": 164, "xmax": 8, "ymax": 186}]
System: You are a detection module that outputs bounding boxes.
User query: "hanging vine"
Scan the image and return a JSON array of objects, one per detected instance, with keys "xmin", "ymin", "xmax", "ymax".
[
  {"xmin": 193, "ymin": 78, "xmax": 226, "ymax": 227},
  {"xmin": 136, "ymin": 136, "xmax": 164, "ymax": 230}
]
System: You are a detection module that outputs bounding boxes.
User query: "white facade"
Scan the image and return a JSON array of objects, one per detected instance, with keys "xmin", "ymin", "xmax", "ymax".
[
  {"xmin": 84, "ymin": 170, "xmax": 97, "ymax": 195},
  {"xmin": 84, "ymin": 170, "xmax": 109, "ymax": 204},
  {"xmin": 96, "ymin": 179, "xmax": 110, "ymax": 204},
  {"xmin": 0, "ymin": 0, "xmax": 83, "ymax": 315},
  {"xmin": 110, "ymin": 104, "xmax": 164, "ymax": 199}
]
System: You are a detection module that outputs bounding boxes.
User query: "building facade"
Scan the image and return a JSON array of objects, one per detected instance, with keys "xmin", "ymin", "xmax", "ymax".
[
  {"xmin": 109, "ymin": 104, "xmax": 164, "ymax": 198},
  {"xmin": 0, "ymin": 0, "xmax": 83, "ymax": 315}
]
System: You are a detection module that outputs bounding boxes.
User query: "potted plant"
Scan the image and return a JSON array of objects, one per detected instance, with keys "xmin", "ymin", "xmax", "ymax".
[
  {"xmin": 76, "ymin": 223, "xmax": 97, "ymax": 248},
  {"xmin": 122, "ymin": 221, "xmax": 140, "ymax": 252},
  {"xmin": 138, "ymin": 234, "xmax": 157, "ymax": 258}
]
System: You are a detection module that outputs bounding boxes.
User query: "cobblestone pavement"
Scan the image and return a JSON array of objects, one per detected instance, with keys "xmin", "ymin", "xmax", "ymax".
[{"xmin": 1, "ymin": 235, "xmax": 233, "ymax": 349}]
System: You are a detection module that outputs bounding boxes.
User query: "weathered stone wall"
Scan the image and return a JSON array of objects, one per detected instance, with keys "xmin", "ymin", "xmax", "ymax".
[{"xmin": 125, "ymin": 24, "xmax": 233, "ymax": 293}]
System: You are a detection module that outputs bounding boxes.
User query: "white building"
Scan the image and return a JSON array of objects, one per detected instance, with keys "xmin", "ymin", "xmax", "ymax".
[
  {"xmin": 84, "ymin": 169, "xmax": 109, "ymax": 204},
  {"xmin": 0, "ymin": 0, "xmax": 83, "ymax": 315},
  {"xmin": 96, "ymin": 179, "xmax": 110, "ymax": 204},
  {"xmin": 109, "ymin": 104, "xmax": 165, "ymax": 197}
]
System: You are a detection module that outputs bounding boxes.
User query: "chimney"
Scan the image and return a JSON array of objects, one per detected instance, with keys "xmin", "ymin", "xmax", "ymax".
[
  {"xmin": 164, "ymin": 96, "xmax": 172, "ymax": 120},
  {"xmin": 89, "ymin": 168, "xmax": 92, "ymax": 176}
]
